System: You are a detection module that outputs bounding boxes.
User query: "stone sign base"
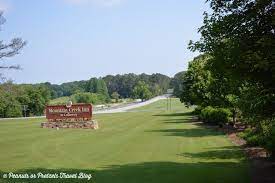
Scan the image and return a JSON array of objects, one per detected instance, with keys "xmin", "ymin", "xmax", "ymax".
[{"xmin": 41, "ymin": 120, "xmax": 99, "ymax": 129}]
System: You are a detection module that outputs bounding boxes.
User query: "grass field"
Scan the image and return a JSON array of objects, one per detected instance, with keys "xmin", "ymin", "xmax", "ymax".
[{"xmin": 0, "ymin": 99, "xmax": 250, "ymax": 183}]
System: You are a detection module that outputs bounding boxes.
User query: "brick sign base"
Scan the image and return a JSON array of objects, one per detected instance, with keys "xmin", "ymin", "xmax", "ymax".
[{"xmin": 41, "ymin": 120, "xmax": 98, "ymax": 129}]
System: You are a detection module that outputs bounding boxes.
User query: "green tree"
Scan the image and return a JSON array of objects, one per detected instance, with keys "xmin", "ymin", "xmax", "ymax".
[
  {"xmin": 26, "ymin": 88, "xmax": 48, "ymax": 116},
  {"xmin": 188, "ymin": 0, "xmax": 275, "ymax": 156},
  {"xmin": 0, "ymin": 82, "xmax": 22, "ymax": 117},
  {"xmin": 0, "ymin": 92, "xmax": 22, "ymax": 118},
  {"xmin": 86, "ymin": 78, "xmax": 110, "ymax": 100},
  {"xmin": 111, "ymin": 92, "xmax": 120, "ymax": 103},
  {"xmin": 170, "ymin": 71, "xmax": 186, "ymax": 97},
  {"xmin": 133, "ymin": 81, "xmax": 152, "ymax": 101},
  {"xmin": 103, "ymin": 73, "xmax": 171, "ymax": 98},
  {"xmin": 180, "ymin": 55, "xmax": 212, "ymax": 107},
  {"xmin": 72, "ymin": 92, "xmax": 96, "ymax": 104},
  {"xmin": 97, "ymin": 78, "xmax": 109, "ymax": 99},
  {"xmin": 180, "ymin": 54, "xmax": 240, "ymax": 123},
  {"xmin": 17, "ymin": 85, "xmax": 50, "ymax": 116},
  {"xmin": 71, "ymin": 92, "xmax": 108, "ymax": 105},
  {"xmin": 189, "ymin": 0, "xmax": 275, "ymax": 121}
]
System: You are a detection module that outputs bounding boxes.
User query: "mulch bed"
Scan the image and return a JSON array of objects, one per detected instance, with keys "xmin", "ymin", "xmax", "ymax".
[
  {"xmin": 217, "ymin": 123, "xmax": 275, "ymax": 183},
  {"xmin": 190, "ymin": 117, "xmax": 275, "ymax": 182}
]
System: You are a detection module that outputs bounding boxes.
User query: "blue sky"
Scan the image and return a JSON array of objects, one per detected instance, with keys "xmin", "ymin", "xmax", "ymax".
[{"xmin": 0, "ymin": 0, "xmax": 210, "ymax": 84}]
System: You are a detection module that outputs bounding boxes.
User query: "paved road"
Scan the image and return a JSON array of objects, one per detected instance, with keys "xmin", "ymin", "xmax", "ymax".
[
  {"xmin": 0, "ymin": 95, "xmax": 170, "ymax": 120},
  {"xmin": 95, "ymin": 95, "xmax": 169, "ymax": 114}
]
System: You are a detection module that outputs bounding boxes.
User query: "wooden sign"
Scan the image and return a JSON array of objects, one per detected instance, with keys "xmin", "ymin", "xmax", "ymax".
[{"xmin": 46, "ymin": 104, "xmax": 92, "ymax": 122}]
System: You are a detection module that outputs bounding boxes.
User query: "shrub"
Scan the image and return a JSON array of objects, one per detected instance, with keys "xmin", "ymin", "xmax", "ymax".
[
  {"xmin": 260, "ymin": 119, "xmax": 275, "ymax": 156},
  {"xmin": 238, "ymin": 120, "xmax": 275, "ymax": 157},
  {"xmin": 200, "ymin": 106, "xmax": 214, "ymax": 123},
  {"xmin": 239, "ymin": 128, "xmax": 254, "ymax": 139},
  {"xmin": 246, "ymin": 134, "xmax": 265, "ymax": 146},
  {"xmin": 4, "ymin": 102, "xmax": 22, "ymax": 117},
  {"xmin": 200, "ymin": 106, "xmax": 231, "ymax": 125},
  {"xmin": 265, "ymin": 127, "xmax": 275, "ymax": 157},
  {"xmin": 239, "ymin": 127, "xmax": 266, "ymax": 146},
  {"xmin": 192, "ymin": 106, "xmax": 203, "ymax": 115}
]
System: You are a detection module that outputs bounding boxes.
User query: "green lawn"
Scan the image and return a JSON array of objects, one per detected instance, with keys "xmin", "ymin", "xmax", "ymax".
[{"xmin": 0, "ymin": 99, "xmax": 249, "ymax": 183}]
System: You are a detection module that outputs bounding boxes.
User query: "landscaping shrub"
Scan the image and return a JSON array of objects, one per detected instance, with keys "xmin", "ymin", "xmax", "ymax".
[
  {"xmin": 200, "ymin": 106, "xmax": 214, "ymax": 123},
  {"xmin": 246, "ymin": 134, "xmax": 265, "ymax": 146},
  {"xmin": 200, "ymin": 106, "xmax": 231, "ymax": 125},
  {"xmin": 260, "ymin": 119, "xmax": 275, "ymax": 157},
  {"xmin": 239, "ymin": 128, "xmax": 254, "ymax": 139},
  {"xmin": 238, "ymin": 119, "xmax": 275, "ymax": 157},
  {"xmin": 192, "ymin": 106, "xmax": 202, "ymax": 115}
]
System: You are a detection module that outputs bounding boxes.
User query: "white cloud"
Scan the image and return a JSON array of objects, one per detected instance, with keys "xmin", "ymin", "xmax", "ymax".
[
  {"xmin": 0, "ymin": 0, "xmax": 10, "ymax": 12},
  {"xmin": 64, "ymin": 0, "xmax": 123, "ymax": 7}
]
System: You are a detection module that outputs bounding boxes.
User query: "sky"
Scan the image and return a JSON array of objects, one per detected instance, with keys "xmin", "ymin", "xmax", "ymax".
[{"xmin": 0, "ymin": 0, "xmax": 210, "ymax": 84}]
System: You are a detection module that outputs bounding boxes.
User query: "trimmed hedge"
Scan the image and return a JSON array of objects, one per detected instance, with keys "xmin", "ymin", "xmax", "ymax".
[{"xmin": 200, "ymin": 106, "xmax": 231, "ymax": 125}]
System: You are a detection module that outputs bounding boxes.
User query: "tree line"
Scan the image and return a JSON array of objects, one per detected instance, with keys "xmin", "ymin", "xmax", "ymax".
[
  {"xmin": 178, "ymin": 0, "xmax": 274, "ymax": 156},
  {"xmin": 43, "ymin": 73, "xmax": 171, "ymax": 100},
  {"xmin": 0, "ymin": 73, "xmax": 174, "ymax": 118}
]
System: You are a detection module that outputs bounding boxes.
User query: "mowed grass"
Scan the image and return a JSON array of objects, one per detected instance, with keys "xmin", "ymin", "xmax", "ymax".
[{"xmin": 0, "ymin": 99, "xmax": 250, "ymax": 183}]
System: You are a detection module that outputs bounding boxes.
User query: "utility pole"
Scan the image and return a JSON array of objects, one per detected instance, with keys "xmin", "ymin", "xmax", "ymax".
[
  {"xmin": 166, "ymin": 89, "xmax": 174, "ymax": 111},
  {"xmin": 170, "ymin": 97, "xmax": 172, "ymax": 111},
  {"xmin": 166, "ymin": 96, "xmax": 169, "ymax": 111},
  {"xmin": 22, "ymin": 105, "xmax": 28, "ymax": 117}
]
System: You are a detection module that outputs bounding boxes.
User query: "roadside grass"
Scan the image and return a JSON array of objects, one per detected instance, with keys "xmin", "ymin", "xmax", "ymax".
[
  {"xmin": 0, "ymin": 99, "xmax": 249, "ymax": 183},
  {"xmin": 128, "ymin": 97, "xmax": 194, "ymax": 112}
]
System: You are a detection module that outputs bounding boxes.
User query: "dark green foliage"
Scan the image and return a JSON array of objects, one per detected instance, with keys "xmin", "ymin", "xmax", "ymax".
[
  {"xmin": 180, "ymin": 55, "xmax": 212, "ymax": 107},
  {"xmin": 0, "ymin": 83, "xmax": 50, "ymax": 117},
  {"xmin": 26, "ymin": 86, "xmax": 50, "ymax": 115},
  {"xmin": 192, "ymin": 106, "xmax": 203, "ymax": 115},
  {"xmin": 37, "ymin": 73, "xmax": 170, "ymax": 100},
  {"xmin": 133, "ymin": 81, "xmax": 152, "ymax": 101},
  {"xmin": 86, "ymin": 78, "xmax": 110, "ymax": 101},
  {"xmin": 71, "ymin": 92, "xmax": 107, "ymax": 105},
  {"xmin": 180, "ymin": 0, "xmax": 275, "ymax": 155},
  {"xmin": 111, "ymin": 92, "xmax": 120, "ymax": 102},
  {"xmin": 35, "ymin": 78, "xmax": 111, "ymax": 102},
  {"xmin": 180, "ymin": 55, "xmax": 241, "ymax": 111},
  {"xmin": 200, "ymin": 106, "xmax": 231, "ymax": 125},
  {"xmin": 0, "ymin": 94, "xmax": 22, "ymax": 118},
  {"xmin": 103, "ymin": 74, "xmax": 137, "ymax": 98},
  {"xmin": 59, "ymin": 81, "xmax": 86, "ymax": 96},
  {"xmin": 103, "ymin": 73, "xmax": 171, "ymax": 98},
  {"xmin": 239, "ymin": 119, "xmax": 275, "ymax": 154},
  {"xmin": 189, "ymin": 0, "xmax": 275, "ymax": 120},
  {"xmin": 0, "ymin": 73, "xmax": 171, "ymax": 118},
  {"xmin": 239, "ymin": 128, "xmax": 265, "ymax": 146},
  {"xmin": 170, "ymin": 71, "xmax": 186, "ymax": 97},
  {"xmin": 148, "ymin": 73, "xmax": 171, "ymax": 95}
]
